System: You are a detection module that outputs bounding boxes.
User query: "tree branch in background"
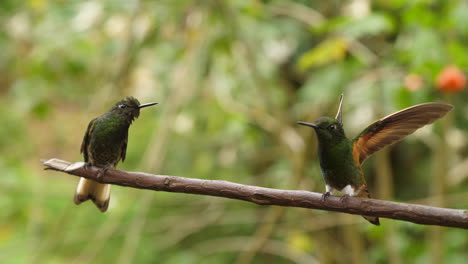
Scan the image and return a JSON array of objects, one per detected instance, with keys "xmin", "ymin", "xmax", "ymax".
[{"xmin": 42, "ymin": 159, "xmax": 468, "ymax": 229}]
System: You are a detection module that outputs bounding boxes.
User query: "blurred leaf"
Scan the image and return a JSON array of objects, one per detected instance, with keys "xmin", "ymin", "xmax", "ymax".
[
  {"xmin": 338, "ymin": 13, "xmax": 395, "ymax": 38},
  {"xmin": 448, "ymin": 0, "xmax": 468, "ymax": 36},
  {"xmin": 376, "ymin": 0, "xmax": 407, "ymax": 9},
  {"xmin": 397, "ymin": 28, "xmax": 445, "ymax": 73},
  {"xmin": 287, "ymin": 231, "xmax": 313, "ymax": 252},
  {"xmin": 31, "ymin": 100, "xmax": 51, "ymax": 119},
  {"xmin": 297, "ymin": 37, "xmax": 348, "ymax": 71},
  {"xmin": 298, "ymin": 61, "xmax": 360, "ymax": 106},
  {"xmin": 29, "ymin": 0, "xmax": 47, "ymax": 11},
  {"xmin": 447, "ymin": 41, "xmax": 468, "ymax": 68},
  {"xmin": 402, "ymin": 2, "xmax": 439, "ymax": 27}
]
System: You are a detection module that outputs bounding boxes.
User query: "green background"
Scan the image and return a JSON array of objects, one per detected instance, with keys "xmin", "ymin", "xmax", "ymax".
[{"xmin": 1, "ymin": 0, "xmax": 467, "ymax": 263}]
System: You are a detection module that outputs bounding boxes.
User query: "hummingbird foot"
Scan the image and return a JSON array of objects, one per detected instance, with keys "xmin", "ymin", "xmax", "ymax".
[
  {"xmin": 83, "ymin": 162, "xmax": 92, "ymax": 169},
  {"xmin": 340, "ymin": 194, "xmax": 350, "ymax": 203},
  {"xmin": 96, "ymin": 166, "xmax": 111, "ymax": 179},
  {"xmin": 321, "ymin": 192, "xmax": 331, "ymax": 202}
]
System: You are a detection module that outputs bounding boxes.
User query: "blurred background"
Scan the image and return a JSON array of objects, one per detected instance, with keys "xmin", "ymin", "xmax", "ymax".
[{"xmin": 1, "ymin": 0, "xmax": 467, "ymax": 263}]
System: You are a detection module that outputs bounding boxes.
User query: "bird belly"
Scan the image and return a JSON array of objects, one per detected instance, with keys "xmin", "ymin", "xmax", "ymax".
[
  {"xmin": 317, "ymin": 139, "xmax": 364, "ymax": 192},
  {"xmin": 319, "ymin": 153, "xmax": 363, "ymax": 192},
  {"xmin": 88, "ymin": 145, "xmax": 121, "ymax": 167},
  {"xmin": 87, "ymin": 124, "xmax": 126, "ymax": 167}
]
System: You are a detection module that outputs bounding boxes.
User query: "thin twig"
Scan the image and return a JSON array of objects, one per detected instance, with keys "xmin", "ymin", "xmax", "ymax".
[{"xmin": 42, "ymin": 159, "xmax": 468, "ymax": 229}]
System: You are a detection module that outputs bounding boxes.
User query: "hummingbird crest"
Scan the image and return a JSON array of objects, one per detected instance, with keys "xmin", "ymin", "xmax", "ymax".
[
  {"xmin": 298, "ymin": 94, "xmax": 453, "ymax": 226},
  {"xmin": 335, "ymin": 94, "xmax": 343, "ymax": 125}
]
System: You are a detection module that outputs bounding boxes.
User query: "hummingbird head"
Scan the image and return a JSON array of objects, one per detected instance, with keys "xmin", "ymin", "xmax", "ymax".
[
  {"xmin": 297, "ymin": 94, "xmax": 346, "ymax": 142},
  {"xmin": 298, "ymin": 117, "xmax": 346, "ymax": 142},
  {"xmin": 110, "ymin": 96, "xmax": 158, "ymax": 123}
]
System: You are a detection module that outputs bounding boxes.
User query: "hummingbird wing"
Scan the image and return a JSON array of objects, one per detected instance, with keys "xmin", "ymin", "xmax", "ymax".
[
  {"xmin": 80, "ymin": 118, "xmax": 97, "ymax": 162},
  {"xmin": 352, "ymin": 103, "xmax": 453, "ymax": 165},
  {"xmin": 120, "ymin": 129, "xmax": 128, "ymax": 162}
]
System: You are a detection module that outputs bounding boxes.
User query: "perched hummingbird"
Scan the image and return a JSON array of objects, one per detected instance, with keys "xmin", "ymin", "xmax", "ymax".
[
  {"xmin": 298, "ymin": 95, "xmax": 453, "ymax": 225},
  {"xmin": 74, "ymin": 96, "xmax": 157, "ymax": 212}
]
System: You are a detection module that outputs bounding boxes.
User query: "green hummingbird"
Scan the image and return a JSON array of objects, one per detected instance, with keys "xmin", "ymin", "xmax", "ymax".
[
  {"xmin": 298, "ymin": 95, "xmax": 453, "ymax": 225},
  {"xmin": 74, "ymin": 96, "xmax": 157, "ymax": 212}
]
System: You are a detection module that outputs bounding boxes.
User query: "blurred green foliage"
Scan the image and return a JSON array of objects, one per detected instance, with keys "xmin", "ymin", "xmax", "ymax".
[{"xmin": 0, "ymin": 0, "xmax": 467, "ymax": 263}]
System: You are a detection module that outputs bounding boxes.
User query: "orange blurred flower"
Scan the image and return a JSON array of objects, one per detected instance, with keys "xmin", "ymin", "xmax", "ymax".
[
  {"xmin": 436, "ymin": 65, "xmax": 466, "ymax": 93},
  {"xmin": 404, "ymin": 73, "xmax": 424, "ymax": 92}
]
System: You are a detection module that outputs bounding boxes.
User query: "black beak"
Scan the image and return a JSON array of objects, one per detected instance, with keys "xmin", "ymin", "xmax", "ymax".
[
  {"xmin": 138, "ymin": 102, "xmax": 158, "ymax": 109},
  {"xmin": 297, "ymin": 121, "xmax": 318, "ymax": 129}
]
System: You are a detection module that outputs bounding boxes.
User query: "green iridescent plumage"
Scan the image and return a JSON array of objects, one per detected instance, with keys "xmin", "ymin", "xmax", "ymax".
[
  {"xmin": 311, "ymin": 117, "xmax": 365, "ymax": 191},
  {"xmin": 299, "ymin": 95, "xmax": 453, "ymax": 225},
  {"xmin": 74, "ymin": 96, "xmax": 157, "ymax": 212}
]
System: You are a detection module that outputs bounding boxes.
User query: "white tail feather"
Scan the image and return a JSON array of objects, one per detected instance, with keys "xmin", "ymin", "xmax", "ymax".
[{"xmin": 74, "ymin": 177, "xmax": 110, "ymax": 212}]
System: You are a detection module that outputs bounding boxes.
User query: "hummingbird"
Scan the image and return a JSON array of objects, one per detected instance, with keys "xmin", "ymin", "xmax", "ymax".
[
  {"xmin": 298, "ymin": 95, "xmax": 453, "ymax": 225},
  {"xmin": 74, "ymin": 96, "xmax": 157, "ymax": 212}
]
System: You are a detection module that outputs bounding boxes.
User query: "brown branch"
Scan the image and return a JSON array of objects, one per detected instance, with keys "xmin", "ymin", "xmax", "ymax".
[{"xmin": 42, "ymin": 159, "xmax": 468, "ymax": 229}]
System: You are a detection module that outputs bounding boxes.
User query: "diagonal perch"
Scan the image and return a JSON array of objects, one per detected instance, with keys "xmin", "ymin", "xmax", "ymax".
[{"xmin": 42, "ymin": 158, "xmax": 468, "ymax": 229}]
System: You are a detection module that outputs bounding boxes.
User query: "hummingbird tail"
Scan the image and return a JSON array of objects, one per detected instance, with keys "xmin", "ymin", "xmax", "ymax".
[
  {"xmin": 354, "ymin": 184, "xmax": 380, "ymax": 225},
  {"xmin": 74, "ymin": 177, "xmax": 111, "ymax": 212},
  {"xmin": 363, "ymin": 215, "xmax": 380, "ymax": 226}
]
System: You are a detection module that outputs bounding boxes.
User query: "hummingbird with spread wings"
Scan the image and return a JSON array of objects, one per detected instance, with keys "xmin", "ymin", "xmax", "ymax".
[
  {"xmin": 298, "ymin": 95, "xmax": 453, "ymax": 225},
  {"xmin": 74, "ymin": 97, "xmax": 157, "ymax": 212}
]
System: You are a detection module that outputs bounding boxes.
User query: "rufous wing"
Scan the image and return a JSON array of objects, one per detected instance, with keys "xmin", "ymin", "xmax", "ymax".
[{"xmin": 352, "ymin": 102, "xmax": 453, "ymax": 165}]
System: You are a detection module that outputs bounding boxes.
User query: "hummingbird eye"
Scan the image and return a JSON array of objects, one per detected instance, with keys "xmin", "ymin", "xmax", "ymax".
[
  {"xmin": 328, "ymin": 124, "xmax": 337, "ymax": 131},
  {"xmin": 119, "ymin": 104, "xmax": 128, "ymax": 109}
]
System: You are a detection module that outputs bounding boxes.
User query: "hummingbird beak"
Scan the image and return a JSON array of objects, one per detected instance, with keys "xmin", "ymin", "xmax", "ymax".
[
  {"xmin": 297, "ymin": 121, "xmax": 318, "ymax": 129},
  {"xmin": 138, "ymin": 102, "xmax": 158, "ymax": 109},
  {"xmin": 335, "ymin": 94, "xmax": 343, "ymax": 125}
]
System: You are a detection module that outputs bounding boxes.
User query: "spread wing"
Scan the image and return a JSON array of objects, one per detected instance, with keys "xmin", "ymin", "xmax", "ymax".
[
  {"xmin": 352, "ymin": 103, "xmax": 453, "ymax": 165},
  {"xmin": 120, "ymin": 129, "xmax": 128, "ymax": 162},
  {"xmin": 80, "ymin": 118, "xmax": 97, "ymax": 162}
]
